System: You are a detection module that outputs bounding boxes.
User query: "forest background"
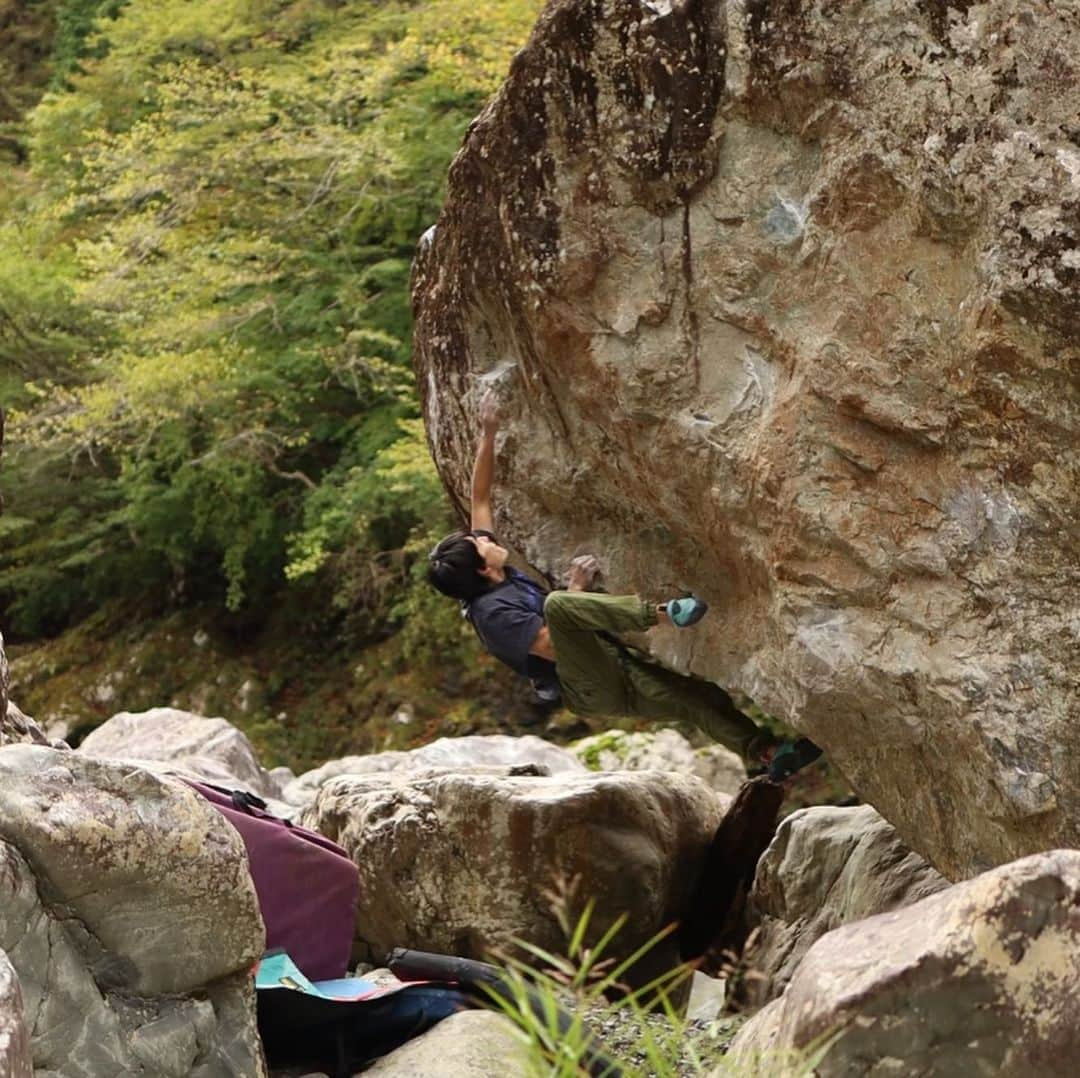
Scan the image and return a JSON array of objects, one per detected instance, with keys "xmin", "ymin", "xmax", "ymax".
[{"xmin": 0, "ymin": 0, "xmax": 548, "ymax": 769}]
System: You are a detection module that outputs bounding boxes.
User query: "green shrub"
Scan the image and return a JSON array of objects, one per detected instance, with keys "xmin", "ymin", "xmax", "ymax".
[{"xmin": 1, "ymin": 0, "xmax": 542, "ymax": 649}]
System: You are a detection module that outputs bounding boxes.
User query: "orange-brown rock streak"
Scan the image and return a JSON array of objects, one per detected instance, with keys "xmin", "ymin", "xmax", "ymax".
[{"xmin": 413, "ymin": 0, "xmax": 1080, "ymax": 880}]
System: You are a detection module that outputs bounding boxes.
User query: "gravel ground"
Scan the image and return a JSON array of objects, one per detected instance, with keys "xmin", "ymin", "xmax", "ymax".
[
  {"xmin": 267, "ymin": 992, "xmax": 745, "ymax": 1077},
  {"xmin": 581, "ymin": 999, "xmax": 745, "ymax": 1077}
]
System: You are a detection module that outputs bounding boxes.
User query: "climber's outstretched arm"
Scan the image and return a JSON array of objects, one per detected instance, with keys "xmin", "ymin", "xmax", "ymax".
[{"xmin": 470, "ymin": 389, "xmax": 499, "ymax": 533}]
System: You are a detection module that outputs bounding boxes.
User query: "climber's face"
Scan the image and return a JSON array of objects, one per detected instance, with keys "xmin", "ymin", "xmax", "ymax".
[{"xmin": 470, "ymin": 533, "xmax": 508, "ymax": 577}]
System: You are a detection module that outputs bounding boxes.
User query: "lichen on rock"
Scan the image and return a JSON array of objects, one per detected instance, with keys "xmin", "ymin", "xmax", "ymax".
[
  {"xmin": 727, "ymin": 849, "xmax": 1080, "ymax": 1075},
  {"xmin": 0, "ymin": 746, "xmax": 266, "ymax": 1075}
]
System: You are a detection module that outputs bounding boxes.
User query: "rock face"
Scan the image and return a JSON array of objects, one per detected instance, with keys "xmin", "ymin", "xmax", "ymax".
[
  {"xmin": 728, "ymin": 849, "xmax": 1080, "ymax": 1076},
  {"xmin": 573, "ymin": 727, "xmax": 746, "ymax": 795},
  {"xmin": 362, "ymin": 1010, "xmax": 530, "ymax": 1077},
  {"xmin": 0, "ymin": 745, "xmax": 266, "ymax": 1076},
  {"xmin": 0, "ymin": 633, "xmax": 46, "ymax": 749},
  {"xmin": 412, "ymin": 0, "xmax": 1080, "ymax": 879},
  {"xmin": 303, "ymin": 767, "xmax": 725, "ymax": 971},
  {"xmin": 742, "ymin": 803, "xmax": 949, "ymax": 1005},
  {"xmin": 80, "ymin": 707, "xmax": 281, "ymax": 798},
  {"xmin": 283, "ymin": 733, "xmax": 584, "ymax": 806},
  {"xmin": 2, "ymin": 698, "xmax": 59, "ymax": 749},
  {"xmin": 0, "ymin": 951, "xmax": 32, "ymax": 1078}
]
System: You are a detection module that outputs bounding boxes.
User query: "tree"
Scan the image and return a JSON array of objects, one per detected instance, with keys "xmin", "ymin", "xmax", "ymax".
[{"xmin": 0, "ymin": 0, "xmax": 541, "ymax": 641}]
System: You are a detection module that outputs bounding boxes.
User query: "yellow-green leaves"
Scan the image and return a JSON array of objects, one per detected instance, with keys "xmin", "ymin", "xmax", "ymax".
[{"xmin": 2, "ymin": 0, "xmax": 542, "ymax": 634}]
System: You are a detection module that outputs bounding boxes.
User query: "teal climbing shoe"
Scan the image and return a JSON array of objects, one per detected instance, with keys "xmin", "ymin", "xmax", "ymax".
[
  {"xmin": 768, "ymin": 738, "xmax": 823, "ymax": 782},
  {"xmin": 666, "ymin": 596, "xmax": 708, "ymax": 627}
]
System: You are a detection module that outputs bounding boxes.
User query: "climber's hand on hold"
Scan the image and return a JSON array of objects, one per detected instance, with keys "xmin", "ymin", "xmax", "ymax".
[{"xmin": 567, "ymin": 554, "xmax": 601, "ymax": 592}]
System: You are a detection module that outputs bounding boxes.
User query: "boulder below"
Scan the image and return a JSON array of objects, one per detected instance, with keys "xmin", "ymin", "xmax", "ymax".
[
  {"xmin": 0, "ymin": 950, "xmax": 31, "ymax": 1078},
  {"xmin": 79, "ymin": 706, "xmax": 282, "ymax": 798},
  {"xmin": 742, "ymin": 803, "xmax": 948, "ymax": 1005},
  {"xmin": 0, "ymin": 745, "xmax": 267, "ymax": 1076},
  {"xmin": 728, "ymin": 849, "xmax": 1080, "ymax": 1076},
  {"xmin": 1, "ymin": 699, "xmax": 56, "ymax": 750},
  {"xmin": 362, "ymin": 1010, "xmax": 529, "ymax": 1077},
  {"xmin": 304, "ymin": 766, "xmax": 725, "ymax": 978},
  {"xmin": 572, "ymin": 728, "xmax": 746, "ymax": 796},
  {"xmin": 0, "ymin": 632, "xmax": 55, "ymax": 750},
  {"xmin": 282, "ymin": 733, "xmax": 585, "ymax": 807}
]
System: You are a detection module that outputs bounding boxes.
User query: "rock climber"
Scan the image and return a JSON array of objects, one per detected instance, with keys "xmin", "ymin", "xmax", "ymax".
[{"xmin": 427, "ymin": 390, "xmax": 822, "ymax": 783}]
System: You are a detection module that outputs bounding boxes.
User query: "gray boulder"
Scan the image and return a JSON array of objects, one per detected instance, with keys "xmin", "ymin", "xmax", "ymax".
[
  {"xmin": 268, "ymin": 765, "xmax": 297, "ymax": 795},
  {"xmin": 573, "ymin": 728, "xmax": 746, "ymax": 796},
  {"xmin": 304, "ymin": 767, "xmax": 725, "ymax": 973},
  {"xmin": 742, "ymin": 804, "xmax": 948, "ymax": 1005},
  {"xmin": 0, "ymin": 633, "xmax": 52, "ymax": 750},
  {"xmin": 362, "ymin": 1010, "xmax": 529, "ymax": 1076},
  {"xmin": 727, "ymin": 850, "xmax": 1080, "ymax": 1076},
  {"xmin": 0, "ymin": 745, "xmax": 266, "ymax": 1076},
  {"xmin": 0, "ymin": 950, "xmax": 31, "ymax": 1078},
  {"xmin": 80, "ymin": 707, "xmax": 279, "ymax": 798},
  {"xmin": 1, "ymin": 699, "xmax": 56, "ymax": 750},
  {"xmin": 283, "ymin": 733, "xmax": 585, "ymax": 807}
]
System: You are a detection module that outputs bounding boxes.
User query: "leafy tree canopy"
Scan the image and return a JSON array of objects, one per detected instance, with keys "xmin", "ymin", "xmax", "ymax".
[{"xmin": 0, "ymin": 0, "xmax": 540, "ymax": 646}]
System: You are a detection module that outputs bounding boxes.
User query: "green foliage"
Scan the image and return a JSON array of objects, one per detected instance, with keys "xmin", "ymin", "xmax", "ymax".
[
  {"xmin": 0, "ymin": 0, "xmax": 126, "ymax": 162},
  {"xmin": 0, "ymin": 450, "xmax": 130, "ymax": 637},
  {"xmin": 49, "ymin": 0, "xmax": 129, "ymax": 90},
  {"xmin": 1, "ymin": 0, "xmax": 542, "ymax": 643},
  {"xmin": 575, "ymin": 730, "xmax": 632, "ymax": 772},
  {"xmin": 0, "ymin": 232, "xmax": 98, "ymax": 381},
  {"xmin": 486, "ymin": 885, "xmax": 834, "ymax": 1077},
  {"xmin": 0, "ymin": 0, "xmax": 59, "ymax": 142},
  {"xmin": 493, "ymin": 909, "xmax": 694, "ymax": 1076}
]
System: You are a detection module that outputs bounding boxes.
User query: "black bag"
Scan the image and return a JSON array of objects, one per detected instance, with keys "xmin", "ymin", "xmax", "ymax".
[{"xmin": 255, "ymin": 950, "xmax": 471, "ymax": 1077}]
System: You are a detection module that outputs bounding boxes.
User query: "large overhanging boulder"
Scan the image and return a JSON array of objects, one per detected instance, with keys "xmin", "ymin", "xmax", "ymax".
[{"xmin": 412, "ymin": 0, "xmax": 1079, "ymax": 879}]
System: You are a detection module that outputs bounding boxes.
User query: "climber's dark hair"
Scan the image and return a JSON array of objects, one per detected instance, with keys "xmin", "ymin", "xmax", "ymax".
[{"xmin": 427, "ymin": 531, "xmax": 489, "ymax": 600}]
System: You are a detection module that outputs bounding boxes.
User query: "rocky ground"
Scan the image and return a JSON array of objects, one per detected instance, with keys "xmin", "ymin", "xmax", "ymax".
[{"xmin": 3, "ymin": 677, "xmax": 1080, "ymax": 1075}]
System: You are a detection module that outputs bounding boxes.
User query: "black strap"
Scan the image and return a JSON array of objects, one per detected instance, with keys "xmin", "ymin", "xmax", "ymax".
[
  {"xmin": 228, "ymin": 789, "xmax": 268, "ymax": 812},
  {"xmin": 196, "ymin": 781, "xmax": 279, "ymax": 819}
]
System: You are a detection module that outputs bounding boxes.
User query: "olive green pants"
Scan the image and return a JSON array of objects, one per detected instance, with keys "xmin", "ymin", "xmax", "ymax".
[{"xmin": 543, "ymin": 590, "xmax": 760, "ymax": 758}]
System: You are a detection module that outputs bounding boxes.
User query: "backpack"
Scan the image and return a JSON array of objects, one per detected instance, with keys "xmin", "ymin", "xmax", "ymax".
[
  {"xmin": 184, "ymin": 780, "xmax": 359, "ymax": 981},
  {"xmin": 255, "ymin": 950, "xmax": 472, "ymax": 1077}
]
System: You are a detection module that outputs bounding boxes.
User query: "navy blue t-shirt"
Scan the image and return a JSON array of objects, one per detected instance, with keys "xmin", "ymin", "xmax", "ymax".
[{"xmin": 462, "ymin": 536, "xmax": 561, "ymax": 703}]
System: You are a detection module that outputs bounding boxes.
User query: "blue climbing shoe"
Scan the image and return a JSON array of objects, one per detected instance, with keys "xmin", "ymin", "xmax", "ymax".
[
  {"xmin": 666, "ymin": 596, "xmax": 708, "ymax": 627},
  {"xmin": 768, "ymin": 738, "xmax": 823, "ymax": 782}
]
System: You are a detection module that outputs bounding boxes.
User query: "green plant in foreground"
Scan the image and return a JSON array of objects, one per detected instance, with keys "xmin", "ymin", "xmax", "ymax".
[{"xmin": 483, "ymin": 882, "xmax": 837, "ymax": 1077}]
